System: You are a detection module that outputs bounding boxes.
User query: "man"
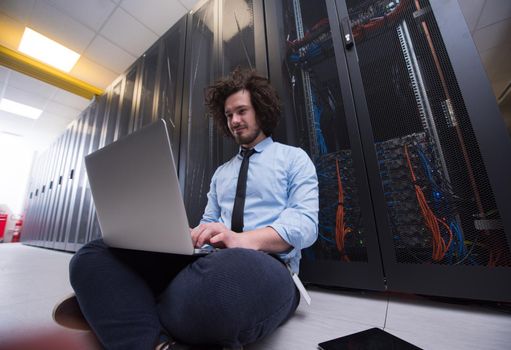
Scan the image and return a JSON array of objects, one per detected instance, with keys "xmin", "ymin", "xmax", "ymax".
[{"xmin": 69, "ymin": 68, "xmax": 318, "ymax": 349}]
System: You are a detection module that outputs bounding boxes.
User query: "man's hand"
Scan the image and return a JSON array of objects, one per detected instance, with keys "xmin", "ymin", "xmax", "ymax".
[
  {"xmin": 191, "ymin": 222, "xmax": 229, "ymax": 248},
  {"xmin": 191, "ymin": 224, "xmax": 292, "ymax": 253},
  {"xmin": 209, "ymin": 230, "xmax": 252, "ymax": 249}
]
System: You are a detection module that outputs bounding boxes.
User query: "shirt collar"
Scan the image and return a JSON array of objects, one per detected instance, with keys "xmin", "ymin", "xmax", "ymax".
[{"xmin": 238, "ymin": 136, "xmax": 273, "ymax": 157}]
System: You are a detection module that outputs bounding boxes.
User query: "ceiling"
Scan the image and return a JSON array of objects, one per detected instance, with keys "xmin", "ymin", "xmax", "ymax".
[
  {"xmin": 0, "ymin": 0, "xmax": 509, "ymax": 152},
  {"xmin": 0, "ymin": 0, "xmax": 200, "ymax": 151},
  {"xmin": 458, "ymin": 0, "xmax": 511, "ymax": 100}
]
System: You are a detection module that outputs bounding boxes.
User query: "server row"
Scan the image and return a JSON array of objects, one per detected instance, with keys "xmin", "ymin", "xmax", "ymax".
[{"xmin": 22, "ymin": 0, "xmax": 511, "ymax": 302}]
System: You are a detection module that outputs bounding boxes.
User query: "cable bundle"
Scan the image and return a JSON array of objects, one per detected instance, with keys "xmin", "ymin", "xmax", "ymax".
[
  {"xmin": 335, "ymin": 159, "xmax": 351, "ymax": 261},
  {"xmin": 404, "ymin": 145, "xmax": 453, "ymax": 261}
]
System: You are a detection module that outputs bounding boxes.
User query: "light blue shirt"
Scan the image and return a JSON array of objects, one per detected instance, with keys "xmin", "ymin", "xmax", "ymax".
[{"xmin": 200, "ymin": 137, "xmax": 319, "ymax": 273}]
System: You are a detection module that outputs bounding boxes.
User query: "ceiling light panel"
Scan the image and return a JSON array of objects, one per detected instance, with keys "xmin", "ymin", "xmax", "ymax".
[
  {"xmin": 0, "ymin": 98, "xmax": 43, "ymax": 119},
  {"xmin": 18, "ymin": 27, "xmax": 80, "ymax": 72}
]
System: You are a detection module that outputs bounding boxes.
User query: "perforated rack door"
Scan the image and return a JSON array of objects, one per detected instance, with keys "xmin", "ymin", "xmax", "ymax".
[
  {"xmin": 265, "ymin": 0, "xmax": 386, "ymax": 292},
  {"xmin": 341, "ymin": 0, "xmax": 511, "ymax": 301}
]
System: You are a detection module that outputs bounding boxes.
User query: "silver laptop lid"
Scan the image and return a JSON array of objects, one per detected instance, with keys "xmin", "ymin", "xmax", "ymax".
[{"xmin": 84, "ymin": 119, "xmax": 194, "ymax": 255}]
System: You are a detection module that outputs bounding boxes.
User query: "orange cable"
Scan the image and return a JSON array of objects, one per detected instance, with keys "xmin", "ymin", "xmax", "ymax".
[
  {"xmin": 335, "ymin": 159, "xmax": 351, "ymax": 262},
  {"xmin": 404, "ymin": 145, "xmax": 453, "ymax": 261},
  {"xmin": 413, "ymin": 0, "xmax": 488, "ymax": 246}
]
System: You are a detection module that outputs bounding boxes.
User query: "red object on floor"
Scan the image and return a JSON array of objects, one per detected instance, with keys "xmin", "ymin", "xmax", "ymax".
[
  {"xmin": 11, "ymin": 219, "xmax": 22, "ymax": 243},
  {"xmin": 11, "ymin": 231, "xmax": 20, "ymax": 243},
  {"xmin": 0, "ymin": 214, "xmax": 7, "ymax": 241}
]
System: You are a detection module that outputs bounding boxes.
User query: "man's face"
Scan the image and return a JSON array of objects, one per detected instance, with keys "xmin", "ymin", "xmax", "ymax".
[{"xmin": 224, "ymin": 89, "xmax": 265, "ymax": 148}]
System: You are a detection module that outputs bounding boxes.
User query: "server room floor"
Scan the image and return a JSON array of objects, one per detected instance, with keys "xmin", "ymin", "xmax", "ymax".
[{"xmin": 0, "ymin": 243, "xmax": 510, "ymax": 350}]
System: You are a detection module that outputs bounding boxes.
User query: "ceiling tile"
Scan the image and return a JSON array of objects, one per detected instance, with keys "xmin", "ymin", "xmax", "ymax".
[
  {"xmin": 38, "ymin": 114, "xmax": 72, "ymax": 130},
  {"xmin": 37, "ymin": 112, "xmax": 74, "ymax": 130},
  {"xmin": 0, "ymin": 12, "xmax": 26, "ymax": 50},
  {"xmin": 24, "ymin": 133, "xmax": 54, "ymax": 151},
  {"xmin": 8, "ymin": 70, "xmax": 58, "ymax": 100},
  {"xmin": 52, "ymin": 90, "xmax": 91, "ymax": 110},
  {"xmin": 179, "ymin": 0, "xmax": 201, "ymax": 11},
  {"xmin": 28, "ymin": 0, "xmax": 96, "ymax": 53},
  {"xmin": 0, "ymin": 67, "xmax": 9, "ymax": 84},
  {"xmin": 492, "ymin": 79, "xmax": 510, "ymax": 99},
  {"xmin": 0, "ymin": 112, "xmax": 35, "ymax": 135},
  {"xmin": 477, "ymin": 0, "xmax": 511, "ymax": 29},
  {"xmin": 473, "ymin": 17, "xmax": 511, "ymax": 52},
  {"xmin": 25, "ymin": 118, "xmax": 70, "ymax": 150},
  {"xmin": 480, "ymin": 43, "xmax": 511, "ymax": 84},
  {"xmin": 3, "ymin": 85, "xmax": 47, "ymax": 109},
  {"xmin": 71, "ymin": 56, "xmax": 118, "ymax": 90},
  {"xmin": 0, "ymin": 0, "xmax": 36, "ymax": 24},
  {"xmin": 100, "ymin": 7, "xmax": 158, "ymax": 57},
  {"xmin": 47, "ymin": 0, "xmax": 117, "ymax": 31},
  {"xmin": 43, "ymin": 101, "xmax": 81, "ymax": 120},
  {"xmin": 457, "ymin": 0, "xmax": 485, "ymax": 33},
  {"xmin": 121, "ymin": 0, "xmax": 187, "ymax": 36},
  {"xmin": 84, "ymin": 35, "xmax": 136, "ymax": 74}
]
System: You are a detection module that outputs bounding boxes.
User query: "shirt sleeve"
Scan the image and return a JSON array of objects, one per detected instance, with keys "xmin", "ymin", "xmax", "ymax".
[
  {"xmin": 200, "ymin": 167, "xmax": 221, "ymax": 225},
  {"xmin": 269, "ymin": 148, "xmax": 319, "ymax": 255}
]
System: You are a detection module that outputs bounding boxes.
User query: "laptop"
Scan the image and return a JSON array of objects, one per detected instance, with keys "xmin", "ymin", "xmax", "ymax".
[{"xmin": 85, "ymin": 118, "xmax": 213, "ymax": 255}]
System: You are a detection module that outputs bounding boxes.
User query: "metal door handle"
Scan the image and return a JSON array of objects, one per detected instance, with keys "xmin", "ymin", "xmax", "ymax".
[{"xmin": 341, "ymin": 17, "xmax": 354, "ymax": 49}]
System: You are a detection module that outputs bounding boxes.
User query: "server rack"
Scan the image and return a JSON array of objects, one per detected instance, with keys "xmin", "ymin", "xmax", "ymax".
[
  {"xmin": 265, "ymin": 0, "xmax": 385, "ymax": 291},
  {"xmin": 24, "ymin": 147, "xmax": 48, "ymax": 245},
  {"xmin": 46, "ymin": 126, "xmax": 73, "ymax": 249},
  {"xmin": 40, "ymin": 135, "xmax": 63, "ymax": 247},
  {"xmin": 20, "ymin": 0, "xmax": 511, "ymax": 302},
  {"xmin": 66, "ymin": 106, "xmax": 94, "ymax": 251},
  {"xmin": 265, "ymin": 0, "xmax": 511, "ymax": 301},
  {"xmin": 131, "ymin": 43, "xmax": 159, "ymax": 131},
  {"xmin": 22, "ymin": 12, "xmax": 187, "ymax": 252},
  {"xmin": 74, "ymin": 104, "xmax": 98, "ymax": 248},
  {"xmin": 338, "ymin": 0, "xmax": 511, "ymax": 301},
  {"xmin": 179, "ymin": 0, "xmax": 267, "ymax": 227},
  {"xmin": 84, "ymin": 93, "xmax": 109, "ymax": 243},
  {"xmin": 56, "ymin": 119, "xmax": 82, "ymax": 250},
  {"xmin": 156, "ymin": 15, "xmax": 187, "ymax": 165},
  {"xmin": 59, "ymin": 117, "xmax": 84, "ymax": 250}
]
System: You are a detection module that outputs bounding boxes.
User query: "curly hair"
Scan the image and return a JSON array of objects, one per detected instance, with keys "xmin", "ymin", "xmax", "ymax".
[{"xmin": 205, "ymin": 67, "xmax": 281, "ymax": 138}]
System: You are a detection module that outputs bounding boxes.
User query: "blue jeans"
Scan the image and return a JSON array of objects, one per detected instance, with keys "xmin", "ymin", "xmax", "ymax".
[{"xmin": 69, "ymin": 239, "xmax": 299, "ymax": 349}]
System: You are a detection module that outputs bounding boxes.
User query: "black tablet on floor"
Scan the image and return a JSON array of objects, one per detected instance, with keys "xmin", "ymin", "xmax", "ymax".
[{"xmin": 318, "ymin": 328, "xmax": 422, "ymax": 350}]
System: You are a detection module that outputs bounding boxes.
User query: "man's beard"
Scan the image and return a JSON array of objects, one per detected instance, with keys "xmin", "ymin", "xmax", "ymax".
[{"xmin": 233, "ymin": 127, "xmax": 262, "ymax": 146}]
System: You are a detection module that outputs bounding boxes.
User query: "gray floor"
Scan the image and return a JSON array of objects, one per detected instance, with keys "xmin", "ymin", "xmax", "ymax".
[{"xmin": 1, "ymin": 243, "xmax": 510, "ymax": 349}]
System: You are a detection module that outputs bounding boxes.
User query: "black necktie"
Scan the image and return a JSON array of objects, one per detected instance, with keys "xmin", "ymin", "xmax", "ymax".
[{"xmin": 231, "ymin": 148, "xmax": 255, "ymax": 232}]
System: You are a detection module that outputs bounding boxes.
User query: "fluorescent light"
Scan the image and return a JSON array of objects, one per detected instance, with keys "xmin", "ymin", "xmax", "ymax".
[
  {"xmin": 0, "ymin": 98, "xmax": 43, "ymax": 119},
  {"xmin": 18, "ymin": 27, "xmax": 80, "ymax": 72}
]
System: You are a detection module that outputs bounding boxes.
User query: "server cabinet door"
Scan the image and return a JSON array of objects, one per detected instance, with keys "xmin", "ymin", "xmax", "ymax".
[
  {"xmin": 339, "ymin": 0, "xmax": 511, "ymax": 301},
  {"xmin": 54, "ymin": 121, "xmax": 81, "ymax": 250},
  {"xmin": 30, "ymin": 146, "xmax": 52, "ymax": 246},
  {"xmin": 42, "ymin": 134, "xmax": 66, "ymax": 248},
  {"xmin": 25, "ymin": 149, "xmax": 49, "ymax": 246},
  {"xmin": 265, "ymin": 0, "xmax": 385, "ymax": 291},
  {"xmin": 180, "ymin": 0, "xmax": 267, "ymax": 227},
  {"xmin": 157, "ymin": 16, "xmax": 187, "ymax": 169},
  {"xmin": 136, "ymin": 43, "xmax": 161, "ymax": 130},
  {"xmin": 180, "ymin": 1, "xmax": 218, "ymax": 227},
  {"xmin": 61, "ymin": 117, "xmax": 87, "ymax": 250},
  {"xmin": 219, "ymin": 0, "xmax": 266, "ymax": 75},
  {"xmin": 67, "ymin": 106, "xmax": 95, "ymax": 251},
  {"xmin": 118, "ymin": 65, "xmax": 139, "ymax": 140},
  {"xmin": 218, "ymin": 0, "xmax": 267, "ymax": 166},
  {"xmin": 85, "ymin": 93, "xmax": 109, "ymax": 243},
  {"xmin": 76, "ymin": 102, "xmax": 101, "ymax": 248},
  {"xmin": 48, "ymin": 127, "xmax": 74, "ymax": 249}
]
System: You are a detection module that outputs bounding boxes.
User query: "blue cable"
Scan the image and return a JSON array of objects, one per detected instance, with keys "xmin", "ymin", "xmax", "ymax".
[
  {"xmin": 416, "ymin": 144, "xmax": 469, "ymax": 261},
  {"xmin": 318, "ymin": 224, "xmax": 336, "ymax": 244},
  {"xmin": 312, "ymin": 91, "xmax": 328, "ymax": 154}
]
